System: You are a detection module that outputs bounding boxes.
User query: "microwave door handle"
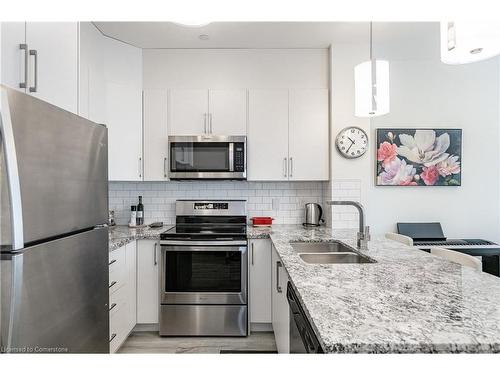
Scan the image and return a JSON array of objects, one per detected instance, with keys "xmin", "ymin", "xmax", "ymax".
[{"xmin": 229, "ymin": 143, "xmax": 234, "ymax": 172}]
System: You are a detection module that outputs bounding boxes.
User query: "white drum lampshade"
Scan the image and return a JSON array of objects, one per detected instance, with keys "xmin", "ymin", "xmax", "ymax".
[
  {"xmin": 441, "ymin": 21, "xmax": 500, "ymax": 64},
  {"xmin": 354, "ymin": 59, "xmax": 390, "ymax": 117}
]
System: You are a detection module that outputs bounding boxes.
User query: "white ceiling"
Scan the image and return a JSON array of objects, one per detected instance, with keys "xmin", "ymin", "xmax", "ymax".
[{"xmin": 93, "ymin": 22, "xmax": 439, "ymax": 54}]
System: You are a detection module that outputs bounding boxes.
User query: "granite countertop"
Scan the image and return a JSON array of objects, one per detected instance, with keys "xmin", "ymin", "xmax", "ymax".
[
  {"xmin": 258, "ymin": 225, "xmax": 500, "ymax": 353},
  {"xmin": 108, "ymin": 225, "xmax": 172, "ymax": 252}
]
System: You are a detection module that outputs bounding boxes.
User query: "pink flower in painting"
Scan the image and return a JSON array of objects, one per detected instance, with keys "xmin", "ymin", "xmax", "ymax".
[
  {"xmin": 421, "ymin": 165, "xmax": 440, "ymax": 186},
  {"xmin": 377, "ymin": 141, "xmax": 397, "ymax": 166},
  {"xmin": 437, "ymin": 155, "xmax": 461, "ymax": 177},
  {"xmin": 378, "ymin": 157, "xmax": 417, "ymax": 186}
]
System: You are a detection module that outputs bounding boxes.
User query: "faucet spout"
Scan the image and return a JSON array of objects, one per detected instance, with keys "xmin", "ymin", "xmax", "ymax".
[{"xmin": 327, "ymin": 200, "xmax": 370, "ymax": 250}]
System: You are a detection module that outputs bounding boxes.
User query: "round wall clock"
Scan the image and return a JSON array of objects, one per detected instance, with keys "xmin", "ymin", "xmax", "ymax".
[{"xmin": 335, "ymin": 126, "xmax": 368, "ymax": 159}]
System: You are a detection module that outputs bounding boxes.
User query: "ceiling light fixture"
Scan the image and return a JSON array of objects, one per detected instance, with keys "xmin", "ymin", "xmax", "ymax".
[
  {"xmin": 441, "ymin": 21, "xmax": 500, "ymax": 64},
  {"xmin": 354, "ymin": 22, "xmax": 390, "ymax": 118},
  {"xmin": 198, "ymin": 34, "xmax": 209, "ymax": 41}
]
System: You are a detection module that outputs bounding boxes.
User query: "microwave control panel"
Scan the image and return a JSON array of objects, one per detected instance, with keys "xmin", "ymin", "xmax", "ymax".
[{"xmin": 233, "ymin": 143, "xmax": 245, "ymax": 172}]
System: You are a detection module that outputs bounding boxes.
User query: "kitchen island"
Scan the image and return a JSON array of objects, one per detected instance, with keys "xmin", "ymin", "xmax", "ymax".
[{"xmin": 248, "ymin": 225, "xmax": 500, "ymax": 353}]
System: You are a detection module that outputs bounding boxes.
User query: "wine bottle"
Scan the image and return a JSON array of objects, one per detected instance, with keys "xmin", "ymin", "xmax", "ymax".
[{"xmin": 136, "ymin": 196, "xmax": 144, "ymax": 226}]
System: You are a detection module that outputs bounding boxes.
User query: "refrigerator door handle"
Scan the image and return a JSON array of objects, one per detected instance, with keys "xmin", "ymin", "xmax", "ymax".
[{"xmin": 0, "ymin": 89, "xmax": 25, "ymax": 250}]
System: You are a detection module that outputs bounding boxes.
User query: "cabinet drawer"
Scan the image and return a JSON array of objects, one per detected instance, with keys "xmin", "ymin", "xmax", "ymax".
[
  {"xmin": 109, "ymin": 300, "xmax": 129, "ymax": 353},
  {"xmin": 109, "ymin": 247, "xmax": 127, "ymax": 295}
]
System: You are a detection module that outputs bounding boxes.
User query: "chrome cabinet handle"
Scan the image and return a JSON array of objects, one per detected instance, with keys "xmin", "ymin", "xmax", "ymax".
[
  {"xmin": 29, "ymin": 50, "xmax": 38, "ymax": 93},
  {"xmin": 283, "ymin": 157, "xmax": 287, "ymax": 178},
  {"xmin": 109, "ymin": 281, "xmax": 117, "ymax": 289},
  {"xmin": 289, "ymin": 157, "xmax": 293, "ymax": 178},
  {"xmin": 19, "ymin": 44, "xmax": 28, "ymax": 89},
  {"xmin": 251, "ymin": 242, "xmax": 254, "ymax": 266},
  {"xmin": 109, "ymin": 333, "xmax": 117, "ymax": 343},
  {"xmin": 138, "ymin": 157, "xmax": 142, "ymax": 178},
  {"xmin": 164, "ymin": 157, "xmax": 167, "ymax": 178},
  {"xmin": 108, "ymin": 259, "xmax": 117, "ymax": 266},
  {"xmin": 276, "ymin": 261, "xmax": 283, "ymax": 293},
  {"xmin": 209, "ymin": 113, "xmax": 213, "ymax": 134},
  {"xmin": 109, "ymin": 303, "xmax": 117, "ymax": 312},
  {"xmin": 154, "ymin": 243, "xmax": 158, "ymax": 266},
  {"xmin": 204, "ymin": 113, "xmax": 208, "ymax": 134}
]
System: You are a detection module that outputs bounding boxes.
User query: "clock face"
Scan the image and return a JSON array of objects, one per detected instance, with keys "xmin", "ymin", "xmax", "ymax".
[{"xmin": 336, "ymin": 127, "xmax": 368, "ymax": 158}]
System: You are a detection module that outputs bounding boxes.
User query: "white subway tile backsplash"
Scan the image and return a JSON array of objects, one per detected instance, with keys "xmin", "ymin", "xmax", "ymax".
[{"xmin": 109, "ymin": 180, "xmax": 327, "ymax": 226}]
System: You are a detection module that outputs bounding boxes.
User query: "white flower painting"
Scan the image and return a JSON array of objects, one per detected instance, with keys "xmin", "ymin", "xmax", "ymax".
[{"xmin": 376, "ymin": 128, "xmax": 462, "ymax": 186}]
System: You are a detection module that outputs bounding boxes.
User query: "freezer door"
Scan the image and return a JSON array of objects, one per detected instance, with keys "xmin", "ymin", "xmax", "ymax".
[
  {"xmin": 0, "ymin": 86, "xmax": 108, "ymax": 246},
  {"xmin": 1, "ymin": 227, "xmax": 109, "ymax": 353}
]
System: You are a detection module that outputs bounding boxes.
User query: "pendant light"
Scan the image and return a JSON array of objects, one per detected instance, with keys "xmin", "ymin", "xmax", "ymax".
[
  {"xmin": 354, "ymin": 22, "xmax": 390, "ymax": 117},
  {"xmin": 441, "ymin": 21, "xmax": 500, "ymax": 65}
]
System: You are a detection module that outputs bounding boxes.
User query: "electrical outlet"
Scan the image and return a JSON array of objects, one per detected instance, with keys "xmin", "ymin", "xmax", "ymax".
[{"xmin": 272, "ymin": 198, "xmax": 280, "ymax": 211}]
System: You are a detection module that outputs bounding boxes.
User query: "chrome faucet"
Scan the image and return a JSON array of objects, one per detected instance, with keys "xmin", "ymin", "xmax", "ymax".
[{"xmin": 327, "ymin": 200, "xmax": 370, "ymax": 250}]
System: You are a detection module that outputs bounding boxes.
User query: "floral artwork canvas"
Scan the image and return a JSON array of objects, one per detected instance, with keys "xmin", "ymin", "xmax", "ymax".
[{"xmin": 376, "ymin": 128, "xmax": 462, "ymax": 186}]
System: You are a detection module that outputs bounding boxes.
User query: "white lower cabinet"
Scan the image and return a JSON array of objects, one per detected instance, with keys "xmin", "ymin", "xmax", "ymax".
[
  {"xmin": 271, "ymin": 244, "xmax": 290, "ymax": 353},
  {"xmin": 137, "ymin": 240, "xmax": 160, "ymax": 324},
  {"xmin": 109, "ymin": 241, "xmax": 137, "ymax": 353},
  {"xmin": 249, "ymin": 239, "xmax": 272, "ymax": 325}
]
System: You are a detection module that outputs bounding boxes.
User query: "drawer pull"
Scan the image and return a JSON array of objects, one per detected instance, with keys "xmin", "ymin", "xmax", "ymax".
[
  {"xmin": 109, "ymin": 303, "xmax": 117, "ymax": 312},
  {"xmin": 108, "ymin": 259, "xmax": 117, "ymax": 266},
  {"xmin": 109, "ymin": 281, "xmax": 117, "ymax": 289},
  {"xmin": 109, "ymin": 333, "xmax": 117, "ymax": 343}
]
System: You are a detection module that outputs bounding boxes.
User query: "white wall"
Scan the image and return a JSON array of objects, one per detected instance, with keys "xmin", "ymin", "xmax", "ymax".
[
  {"xmin": 143, "ymin": 48, "xmax": 328, "ymax": 89},
  {"xmin": 330, "ymin": 43, "xmax": 500, "ymax": 242}
]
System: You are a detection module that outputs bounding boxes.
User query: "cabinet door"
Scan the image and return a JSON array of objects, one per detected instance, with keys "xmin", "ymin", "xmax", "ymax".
[
  {"xmin": 125, "ymin": 240, "xmax": 137, "ymax": 333},
  {"xmin": 137, "ymin": 240, "xmax": 159, "ymax": 324},
  {"xmin": 143, "ymin": 89, "xmax": 169, "ymax": 181},
  {"xmin": 248, "ymin": 90, "xmax": 289, "ymax": 181},
  {"xmin": 249, "ymin": 239, "xmax": 272, "ymax": 324},
  {"xmin": 1, "ymin": 22, "xmax": 26, "ymax": 92},
  {"xmin": 25, "ymin": 22, "xmax": 78, "ymax": 113},
  {"xmin": 288, "ymin": 89, "xmax": 329, "ymax": 181},
  {"xmin": 208, "ymin": 89, "xmax": 247, "ymax": 135},
  {"xmin": 106, "ymin": 81, "xmax": 143, "ymax": 181},
  {"xmin": 271, "ymin": 245, "xmax": 290, "ymax": 353},
  {"xmin": 168, "ymin": 89, "xmax": 208, "ymax": 135}
]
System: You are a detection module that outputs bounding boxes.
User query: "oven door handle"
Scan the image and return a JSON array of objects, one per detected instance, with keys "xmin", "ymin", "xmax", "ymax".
[
  {"xmin": 161, "ymin": 245, "xmax": 247, "ymax": 253},
  {"xmin": 160, "ymin": 240, "xmax": 247, "ymax": 251}
]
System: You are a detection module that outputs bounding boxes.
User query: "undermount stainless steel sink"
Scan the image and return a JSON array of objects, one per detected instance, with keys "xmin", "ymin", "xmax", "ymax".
[
  {"xmin": 290, "ymin": 241, "xmax": 356, "ymax": 254},
  {"xmin": 299, "ymin": 252, "xmax": 376, "ymax": 264}
]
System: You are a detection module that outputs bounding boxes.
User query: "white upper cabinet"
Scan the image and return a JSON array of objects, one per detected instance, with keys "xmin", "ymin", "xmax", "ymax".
[
  {"xmin": 80, "ymin": 22, "xmax": 143, "ymax": 181},
  {"xmin": 106, "ymin": 82, "xmax": 143, "ymax": 181},
  {"xmin": 288, "ymin": 89, "xmax": 329, "ymax": 181},
  {"xmin": 1, "ymin": 22, "xmax": 26, "ymax": 92},
  {"xmin": 168, "ymin": 89, "xmax": 209, "ymax": 135},
  {"xmin": 1, "ymin": 22, "xmax": 78, "ymax": 113},
  {"xmin": 25, "ymin": 22, "xmax": 78, "ymax": 113},
  {"xmin": 248, "ymin": 88, "xmax": 329, "ymax": 181},
  {"xmin": 248, "ymin": 89, "xmax": 289, "ymax": 181},
  {"xmin": 208, "ymin": 89, "xmax": 247, "ymax": 135},
  {"xmin": 143, "ymin": 89, "xmax": 169, "ymax": 181}
]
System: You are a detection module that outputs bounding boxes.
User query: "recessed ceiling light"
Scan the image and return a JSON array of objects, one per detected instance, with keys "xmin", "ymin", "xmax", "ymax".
[{"xmin": 199, "ymin": 34, "xmax": 209, "ymax": 41}]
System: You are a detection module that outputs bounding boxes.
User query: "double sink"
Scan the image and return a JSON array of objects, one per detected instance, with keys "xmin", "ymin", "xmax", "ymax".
[{"xmin": 291, "ymin": 241, "xmax": 376, "ymax": 264}]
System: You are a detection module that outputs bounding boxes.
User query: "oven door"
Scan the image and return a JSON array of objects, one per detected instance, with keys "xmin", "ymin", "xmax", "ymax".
[
  {"xmin": 161, "ymin": 241, "xmax": 248, "ymax": 305},
  {"xmin": 168, "ymin": 136, "xmax": 246, "ymax": 179}
]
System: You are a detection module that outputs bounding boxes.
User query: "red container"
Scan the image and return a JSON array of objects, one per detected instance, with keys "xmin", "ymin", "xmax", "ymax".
[{"xmin": 251, "ymin": 217, "xmax": 274, "ymax": 226}]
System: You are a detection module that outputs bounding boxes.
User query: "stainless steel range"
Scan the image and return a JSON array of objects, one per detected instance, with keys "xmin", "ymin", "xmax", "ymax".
[{"xmin": 159, "ymin": 200, "xmax": 248, "ymax": 336}]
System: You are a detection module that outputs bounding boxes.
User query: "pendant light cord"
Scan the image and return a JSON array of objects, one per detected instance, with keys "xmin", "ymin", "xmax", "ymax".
[{"xmin": 369, "ymin": 22, "xmax": 373, "ymax": 60}]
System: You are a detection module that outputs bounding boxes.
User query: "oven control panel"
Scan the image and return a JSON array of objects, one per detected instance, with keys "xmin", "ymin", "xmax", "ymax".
[
  {"xmin": 194, "ymin": 202, "xmax": 229, "ymax": 210},
  {"xmin": 233, "ymin": 142, "xmax": 245, "ymax": 172}
]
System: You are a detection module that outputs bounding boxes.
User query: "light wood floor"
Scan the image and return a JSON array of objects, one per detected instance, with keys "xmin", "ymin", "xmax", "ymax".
[{"xmin": 118, "ymin": 331, "xmax": 277, "ymax": 354}]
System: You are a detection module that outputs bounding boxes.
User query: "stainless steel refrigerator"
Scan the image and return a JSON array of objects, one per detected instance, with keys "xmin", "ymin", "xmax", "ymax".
[{"xmin": 0, "ymin": 85, "xmax": 109, "ymax": 353}]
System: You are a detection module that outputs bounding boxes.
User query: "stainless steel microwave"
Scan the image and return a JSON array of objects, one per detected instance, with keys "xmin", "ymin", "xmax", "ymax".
[{"xmin": 168, "ymin": 135, "xmax": 246, "ymax": 180}]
